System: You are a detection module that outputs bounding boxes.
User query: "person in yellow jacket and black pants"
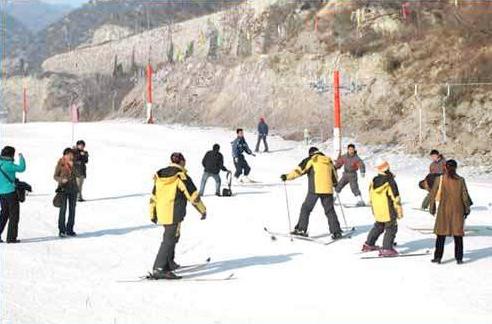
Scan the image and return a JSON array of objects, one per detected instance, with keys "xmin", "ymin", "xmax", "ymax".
[
  {"xmin": 149, "ymin": 153, "xmax": 207, "ymax": 280},
  {"xmin": 281, "ymin": 147, "xmax": 343, "ymax": 239},
  {"xmin": 362, "ymin": 159, "xmax": 403, "ymax": 257}
]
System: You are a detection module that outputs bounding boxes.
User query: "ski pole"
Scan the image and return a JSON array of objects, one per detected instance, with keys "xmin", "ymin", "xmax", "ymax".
[
  {"xmin": 283, "ymin": 181, "xmax": 292, "ymax": 233},
  {"xmin": 335, "ymin": 192, "xmax": 351, "ymax": 230}
]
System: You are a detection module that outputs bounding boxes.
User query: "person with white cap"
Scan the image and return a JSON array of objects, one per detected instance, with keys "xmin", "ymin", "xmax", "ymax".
[{"xmin": 362, "ymin": 159, "xmax": 403, "ymax": 257}]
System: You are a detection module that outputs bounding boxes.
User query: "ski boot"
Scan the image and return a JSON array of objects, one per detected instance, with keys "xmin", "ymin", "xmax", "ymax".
[
  {"xmin": 169, "ymin": 261, "xmax": 181, "ymax": 271},
  {"xmin": 456, "ymin": 259, "xmax": 464, "ymax": 265},
  {"xmin": 379, "ymin": 248, "xmax": 399, "ymax": 257},
  {"xmin": 151, "ymin": 269, "xmax": 182, "ymax": 280},
  {"xmin": 290, "ymin": 228, "xmax": 308, "ymax": 237},
  {"xmin": 355, "ymin": 196, "xmax": 365, "ymax": 207},
  {"xmin": 361, "ymin": 243, "xmax": 380, "ymax": 252},
  {"xmin": 331, "ymin": 232, "xmax": 343, "ymax": 240},
  {"xmin": 431, "ymin": 258, "xmax": 441, "ymax": 264}
]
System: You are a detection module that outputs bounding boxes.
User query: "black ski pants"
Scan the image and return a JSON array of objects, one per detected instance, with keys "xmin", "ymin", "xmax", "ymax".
[
  {"xmin": 58, "ymin": 192, "xmax": 77, "ymax": 234},
  {"xmin": 295, "ymin": 193, "xmax": 341, "ymax": 234},
  {"xmin": 434, "ymin": 235, "xmax": 463, "ymax": 261},
  {"xmin": 255, "ymin": 135, "xmax": 269, "ymax": 152},
  {"xmin": 234, "ymin": 155, "xmax": 251, "ymax": 178},
  {"xmin": 0, "ymin": 193, "xmax": 20, "ymax": 242},
  {"xmin": 366, "ymin": 219, "xmax": 398, "ymax": 250},
  {"xmin": 153, "ymin": 223, "xmax": 181, "ymax": 271}
]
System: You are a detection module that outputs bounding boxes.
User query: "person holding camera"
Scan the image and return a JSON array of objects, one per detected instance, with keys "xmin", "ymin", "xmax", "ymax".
[{"xmin": 0, "ymin": 146, "xmax": 26, "ymax": 243}]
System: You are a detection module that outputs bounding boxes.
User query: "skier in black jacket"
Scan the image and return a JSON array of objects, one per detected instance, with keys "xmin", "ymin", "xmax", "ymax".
[{"xmin": 199, "ymin": 144, "xmax": 229, "ymax": 196}]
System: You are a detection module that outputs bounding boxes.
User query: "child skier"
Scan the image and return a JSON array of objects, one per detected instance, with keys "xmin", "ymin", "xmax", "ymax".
[
  {"xmin": 335, "ymin": 144, "xmax": 366, "ymax": 206},
  {"xmin": 362, "ymin": 159, "xmax": 403, "ymax": 257}
]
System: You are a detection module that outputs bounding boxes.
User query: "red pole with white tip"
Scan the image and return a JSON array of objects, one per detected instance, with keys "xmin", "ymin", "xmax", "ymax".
[{"xmin": 146, "ymin": 63, "xmax": 154, "ymax": 124}]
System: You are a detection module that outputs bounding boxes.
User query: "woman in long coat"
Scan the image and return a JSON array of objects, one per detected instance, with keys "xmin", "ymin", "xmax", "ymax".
[{"xmin": 429, "ymin": 159, "xmax": 473, "ymax": 264}]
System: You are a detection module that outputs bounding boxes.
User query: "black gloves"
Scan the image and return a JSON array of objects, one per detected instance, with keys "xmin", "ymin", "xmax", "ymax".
[
  {"xmin": 280, "ymin": 174, "xmax": 287, "ymax": 182},
  {"xmin": 201, "ymin": 213, "xmax": 207, "ymax": 220}
]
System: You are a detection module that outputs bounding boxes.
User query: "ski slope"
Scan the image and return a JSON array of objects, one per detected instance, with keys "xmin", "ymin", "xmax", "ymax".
[{"xmin": 1, "ymin": 121, "xmax": 491, "ymax": 324}]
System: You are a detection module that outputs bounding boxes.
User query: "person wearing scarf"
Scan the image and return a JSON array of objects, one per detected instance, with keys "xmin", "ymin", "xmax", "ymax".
[{"xmin": 54, "ymin": 148, "xmax": 79, "ymax": 237}]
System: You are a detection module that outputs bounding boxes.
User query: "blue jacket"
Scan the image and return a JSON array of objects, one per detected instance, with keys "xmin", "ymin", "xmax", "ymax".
[
  {"xmin": 0, "ymin": 155, "xmax": 26, "ymax": 195},
  {"xmin": 231, "ymin": 137, "xmax": 252, "ymax": 158},
  {"xmin": 258, "ymin": 121, "xmax": 269, "ymax": 136}
]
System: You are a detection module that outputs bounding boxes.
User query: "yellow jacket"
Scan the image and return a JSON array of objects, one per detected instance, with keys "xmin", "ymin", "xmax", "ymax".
[
  {"xmin": 286, "ymin": 152, "xmax": 337, "ymax": 194},
  {"xmin": 149, "ymin": 164, "xmax": 206, "ymax": 225},
  {"xmin": 369, "ymin": 171, "xmax": 403, "ymax": 223}
]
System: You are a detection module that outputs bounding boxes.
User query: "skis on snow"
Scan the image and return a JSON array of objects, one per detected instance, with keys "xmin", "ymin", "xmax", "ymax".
[
  {"xmin": 360, "ymin": 250, "xmax": 431, "ymax": 259},
  {"xmin": 264, "ymin": 227, "xmax": 355, "ymax": 245},
  {"xmin": 118, "ymin": 258, "xmax": 235, "ymax": 282}
]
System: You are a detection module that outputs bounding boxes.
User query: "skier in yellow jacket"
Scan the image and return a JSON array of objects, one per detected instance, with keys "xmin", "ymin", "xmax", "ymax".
[
  {"xmin": 362, "ymin": 159, "xmax": 403, "ymax": 257},
  {"xmin": 149, "ymin": 152, "xmax": 207, "ymax": 280},
  {"xmin": 281, "ymin": 147, "xmax": 343, "ymax": 239}
]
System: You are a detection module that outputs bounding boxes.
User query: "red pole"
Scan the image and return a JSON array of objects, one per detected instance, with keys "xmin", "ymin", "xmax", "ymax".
[
  {"xmin": 146, "ymin": 64, "xmax": 153, "ymax": 104},
  {"xmin": 333, "ymin": 70, "xmax": 341, "ymax": 157},
  {"xmin": 22, "ymin": 86, "xmax": 27, "ymax": 123},
  {"xmin": 146, "ymin": 63, "xmax": 154, "ymax": 124}
]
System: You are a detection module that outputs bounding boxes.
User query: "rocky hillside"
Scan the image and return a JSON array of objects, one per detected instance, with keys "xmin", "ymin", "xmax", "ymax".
[
  {"xmin": 4, "ymin": 0, "xmax": 492, "ymax": 166},
  {"xmin": 18, "ymin": 0, "xmax": 244, "ymax": 73}
]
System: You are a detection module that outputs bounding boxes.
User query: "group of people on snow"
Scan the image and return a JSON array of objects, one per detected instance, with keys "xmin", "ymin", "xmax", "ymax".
[
  {"xmin": 0, "ymin": 116, "xmax": 474, "ymax": 280},
  {"xmin": 0, "ymin": 141, "xmax": 89, "ymax": 242}
]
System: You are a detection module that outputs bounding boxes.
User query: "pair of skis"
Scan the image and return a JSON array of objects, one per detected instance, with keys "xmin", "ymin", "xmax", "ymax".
[
  {"xmin": 119, "ymin": 258, "xmax": 235, "ymax": 283},
  {"xmin": 264, "ymin": 227, "xmax": 355, "ymax": 245},
  {"xmin": 359, "ymin": 250, "xmax": 431, "ymax": 259}
]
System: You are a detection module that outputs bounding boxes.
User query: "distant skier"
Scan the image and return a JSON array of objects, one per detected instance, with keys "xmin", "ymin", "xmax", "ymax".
[
  {"xmin": 231, "ymin": 128, "xmax": 256, "ymax": 183},
  {"xmin": 54, "ymin": 148, "xmax": 79, "ymax": 237},
  {"xmin": 335, "ymin": 144, "xmax": 366, "ymax": 206},
  {"xmin": 0, "ymin": 146, "xmax": 26, "ymax": 243},
  {"xmin": 362, "ymin": 159, "xmax": 403, "ymax": 257},
  {"xmin": 73, "ymin": 140, "xmax": 89, "ymax": 202},
  {"xmin": 280, "ymin": 147, "xmax": 343, "ymax": 239},
  {"xmin": 255, "ymin": 117, "xmax": 269, "ymax": 153},
  {"xmin": 419, "ymin": 149, "xmax": 446, "ymax": 210},
  {"xmin": 149, "ymin": 153, "xmax": 207, "ymax": 280},
  {"xmin": 429, "ymin": 159, "xmax": 472, "ymax": 265},
  {"xmin": 199, "ymin": 144, "xmax": 229, "ymax": 196}
]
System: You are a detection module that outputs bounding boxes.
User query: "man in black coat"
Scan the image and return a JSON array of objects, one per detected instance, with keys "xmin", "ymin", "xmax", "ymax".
[
  {"xmin": 73, "ymin": 140, "xmax": 89, "ymax": 202},
  {"xmin": 199, "ymin": 144, "xmax": 229, "ymax": 196}
]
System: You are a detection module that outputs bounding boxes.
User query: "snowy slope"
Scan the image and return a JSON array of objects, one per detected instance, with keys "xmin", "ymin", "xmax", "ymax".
[{"xmin": 1, "ymin": 121, "xmax": 491, "ymax": 324}]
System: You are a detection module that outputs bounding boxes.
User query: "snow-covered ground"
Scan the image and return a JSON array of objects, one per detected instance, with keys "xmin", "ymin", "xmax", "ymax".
[{"xmin": 1, "ymin": 121, "xmax": 491, "ymax": 324}]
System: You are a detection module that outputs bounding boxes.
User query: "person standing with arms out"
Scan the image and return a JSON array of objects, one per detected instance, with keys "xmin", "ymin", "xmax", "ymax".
[
  {"xmin": 335, "ymin": 144, "xmax": 366, "ymax": 207},
  {"xmin": 0, "ymin": 146, "xmax": 26, "ymax": 243},
  {"xmin": 149, "ymin": 153, "xmax": 207, "ymax": 280},
  {"xmin": 429, "ymin": 159, "xmax": 472, "ymax": 265},
  {"xmin": 362, "ymin": 159, "xmax": 403, "ymax": 257},
  {"xmin": 255, "ymin": 117, "xmax": 269, "ymax": 153},
  {"xmin": 199, "ymin": 144, "xmax": 229, "ymax": 197},
  {"xmin": 73, "ymin": 140, "xmax": 89, "ymax": 202},
  {"xmin": 280, "ymin": 147, "xmax": 343, "ymax": 239},
  {"xmin": 420, "ymin": 149, "xmax": 446, "ymax": 210},
  {"xmin": 231, "ymin": 128, "xmax": 255, "ymax": 183},
  {"xmin": 54, "ymin": 148, "xmax": 79, "ymax": 238}
]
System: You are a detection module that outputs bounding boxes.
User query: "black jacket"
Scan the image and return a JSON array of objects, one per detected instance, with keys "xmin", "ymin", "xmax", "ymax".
[
  {"xmin": 202, "ymin": 150, "xmax": 227, "ymax": 174},
  {"xmin": 74, "ymin": 149, "xmax": 89, "ymax": 178}
]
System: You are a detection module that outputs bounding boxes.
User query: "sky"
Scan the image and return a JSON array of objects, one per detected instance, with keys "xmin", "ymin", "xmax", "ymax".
[{"xmin": 42, "ymin": 0, "xmax": 89, "ymax": 7}]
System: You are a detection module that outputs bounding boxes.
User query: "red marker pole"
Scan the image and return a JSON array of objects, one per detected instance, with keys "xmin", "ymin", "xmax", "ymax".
[
  {"xmin": 333, "ymin": 70, "xmax": 341, "ymax": 157},
  {"xmin": 22, "ymin": 86, "xmax": 28, "ymax": 123},
  {"xmin": 146, "ymin": 63, "xmax": 154, "ymax": 124}
]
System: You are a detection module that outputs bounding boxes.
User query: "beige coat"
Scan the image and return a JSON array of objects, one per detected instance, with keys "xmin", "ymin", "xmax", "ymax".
[{"xmin": 429, "ymin": 175, "xmax": 473, "ymax": 237}]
